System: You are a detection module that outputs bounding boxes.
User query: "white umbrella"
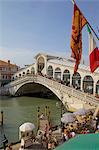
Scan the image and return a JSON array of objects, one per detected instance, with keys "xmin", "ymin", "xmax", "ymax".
[
  {"xmin": 19, "ymin": 122, "xmax": 35, "ymax": 132},
  {"xmin": 73, "ymin": 108, "xmax": 90, "ymax": 116},
  {"xmin": 62, "ymin": 113, "xmax": 75, "ymax": 117},
  {"xmin": 61, "ymin": 113, "xmax": 76, "ymax": 124}
]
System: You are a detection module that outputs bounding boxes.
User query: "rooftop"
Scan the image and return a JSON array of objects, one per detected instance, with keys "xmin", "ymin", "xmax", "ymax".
[{"xmin": 0, "ymin": 60, "xmax": 18, "ymax": 67}]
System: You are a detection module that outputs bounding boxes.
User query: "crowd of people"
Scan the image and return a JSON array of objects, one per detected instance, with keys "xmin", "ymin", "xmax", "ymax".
[
  {"xmin": 6, "ymin": 109, "xmax": 99, "ymax": 150},
  {"xmin": 34, "ymin": 110, "xmax": 99, "ymax": 150},
  {"xmin": 62, "ymin": 114, "xmax": 99, "ymax": 143}
]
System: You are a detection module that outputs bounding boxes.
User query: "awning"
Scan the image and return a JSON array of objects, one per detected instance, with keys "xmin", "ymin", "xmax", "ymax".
[{"xmin": 54, "ymin": 134, "xmax": 99, "ymax": 150}]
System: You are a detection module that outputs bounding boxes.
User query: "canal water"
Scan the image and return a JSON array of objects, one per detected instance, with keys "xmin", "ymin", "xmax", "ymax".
[{"xmin": 0, "ymin": 96, "xmax": 62, "ymax": 145}]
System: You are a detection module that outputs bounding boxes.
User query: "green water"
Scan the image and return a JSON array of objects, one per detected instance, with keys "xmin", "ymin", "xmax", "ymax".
[{"xmin": 0, "ymin": 96, "xmax": 62, "ymax": 144}]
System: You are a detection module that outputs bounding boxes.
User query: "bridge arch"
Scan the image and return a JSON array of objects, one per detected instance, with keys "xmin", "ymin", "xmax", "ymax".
[
  {"xmin": 6, "ymin": 75, "xmax": 99, "ymax": 110},
  {"xmin": 83, "ymin": 75, "xmax": 94, "ymax": 94},
  {"xmin": 14, "ymin": 80, "xmax": 61, "ymax": 100}
]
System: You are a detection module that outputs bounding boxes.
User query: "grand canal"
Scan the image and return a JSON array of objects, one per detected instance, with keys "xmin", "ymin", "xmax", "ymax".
[{"xmin": 0, "ymin": 96, "xmax": 62, "ymax": 145}]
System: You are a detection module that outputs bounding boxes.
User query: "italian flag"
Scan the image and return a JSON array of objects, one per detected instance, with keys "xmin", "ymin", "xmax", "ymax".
[{"xmin": 87, "ymin": 24, "xmax": 99, "ymax": 72}]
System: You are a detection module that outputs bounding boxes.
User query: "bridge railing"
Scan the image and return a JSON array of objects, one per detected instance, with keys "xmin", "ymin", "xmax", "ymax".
[
  {"xmin": 37, "ymin": 75, "xmax": 99, "ymax": 105},
  {"xmin": 5, "ymin": 75, "xmax": 37, "ymax": 87},
  {"xmin": 37, "ymin": 75, "xmax": 99, "ymax": 106}
]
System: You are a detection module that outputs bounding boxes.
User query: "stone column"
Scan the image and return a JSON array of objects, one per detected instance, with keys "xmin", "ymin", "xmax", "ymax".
[
  {"xmin": 35, "ymin": 61, "xmax": 38, "ymax": 75},
  {"xmin": 93, "ymin": 81, "xmax": 96, "ymax": 96},
  {"xmin": 44, "ymin": 56, "xmax": 47, "ymax": 75},
  {"xmin": 61, "ymin": 71, "xmax": 63, "ymax": 81},
  {"xmin": 70, "ymin": 73, "xmax": 73, "ymax": 87},
  {"xmin": 81, "ymin": 78, "xmax": 83, "ymax": 91},
  {"xmin": 53, "ymin": 68, "xmax": 55, "ymax": 79}
]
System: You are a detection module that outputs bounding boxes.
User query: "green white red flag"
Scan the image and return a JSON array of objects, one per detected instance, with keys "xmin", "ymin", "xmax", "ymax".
[{"xmin": 87, "ymin": 24, "xmax": 99, "ymax": 72}]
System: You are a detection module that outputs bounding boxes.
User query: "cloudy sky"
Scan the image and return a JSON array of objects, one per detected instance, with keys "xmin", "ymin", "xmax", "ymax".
[{"xmin": 0, "ymin": 0, "xmax": 99, "ymax": 67}]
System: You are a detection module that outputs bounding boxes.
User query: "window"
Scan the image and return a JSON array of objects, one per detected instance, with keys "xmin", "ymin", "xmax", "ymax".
[
  {"xmin": 83, "ymin": 75, "xmax": 94, "ymax": 94},
  {"xmin": 55, "ymin": 67, "xmax": 61, "ymax": 80},
  {"xmin": 47, "ymin": 66, "xmax": 53, "ymax": 77}
]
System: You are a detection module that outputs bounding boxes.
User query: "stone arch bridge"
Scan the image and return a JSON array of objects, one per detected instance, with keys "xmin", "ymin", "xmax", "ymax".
[{"xmin": 5, "ymin": 74, "xmax": 99, "ymax": 111}]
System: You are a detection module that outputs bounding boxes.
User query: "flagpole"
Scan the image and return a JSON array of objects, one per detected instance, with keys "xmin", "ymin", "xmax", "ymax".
[
  {"xmin": 71, "ymin": 0, "xmax": 75, "ymax": 4},
  {"xmin": 87, "ymin": 23, "xmax": 99, "ymax": 40},
  {"xmin": 71, "ymin": 0, "xmax": 99, "ymax": 40}
]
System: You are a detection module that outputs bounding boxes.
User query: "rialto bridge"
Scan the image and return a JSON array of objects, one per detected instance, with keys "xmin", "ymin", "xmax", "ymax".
[{"xmin": 5, "ymin": 53, "xmax": 99, "ymax": 111}]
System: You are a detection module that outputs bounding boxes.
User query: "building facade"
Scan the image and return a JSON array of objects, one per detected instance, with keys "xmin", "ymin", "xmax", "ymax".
[{"xmin": 0, "ymin": 60, "xmax": 19, "ymax": 86}]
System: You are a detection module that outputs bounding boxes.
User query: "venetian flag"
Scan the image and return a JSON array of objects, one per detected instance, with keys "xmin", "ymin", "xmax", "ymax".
[
  {"xmin": 87, "ymin": 24, "xmax": 99, "ymax": 72},
  {"xmin": 70, "ymin": 3, "xmax": 87, "ymax": 73}
]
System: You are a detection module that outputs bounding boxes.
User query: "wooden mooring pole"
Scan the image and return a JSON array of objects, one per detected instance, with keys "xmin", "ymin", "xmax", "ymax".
[
  {"xmin": 37, "ymin": 106, "xmax": 40, "ymax": 130},
  {"xmin": 0, "ymin": 111, "xmax": 4, "ymax": 126}
]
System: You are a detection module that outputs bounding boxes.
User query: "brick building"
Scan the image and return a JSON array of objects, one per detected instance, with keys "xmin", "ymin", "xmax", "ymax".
[{"xmin": 0, "ymin": 60, "xmax": 19, "ymax": 86}]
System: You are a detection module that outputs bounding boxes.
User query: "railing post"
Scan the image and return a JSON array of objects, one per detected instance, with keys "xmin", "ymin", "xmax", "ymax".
[
  {"xmin": 70, "ymin": 74, "xmax": 72, "ymax": 87},
  {"xmin": 93, "ymin": 81, "xmax": 96, "ymax": 96}
]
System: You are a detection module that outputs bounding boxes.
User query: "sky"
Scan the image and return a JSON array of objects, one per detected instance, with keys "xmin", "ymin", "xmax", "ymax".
[{"xmin": 0, "ymin": 0, "xmax": 99, "ymax": 67}]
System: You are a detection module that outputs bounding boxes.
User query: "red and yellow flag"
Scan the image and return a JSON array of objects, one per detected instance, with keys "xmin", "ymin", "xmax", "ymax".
[{"xmin": 70, "ymin": 3, "xmax": 87, "ymax": 73}]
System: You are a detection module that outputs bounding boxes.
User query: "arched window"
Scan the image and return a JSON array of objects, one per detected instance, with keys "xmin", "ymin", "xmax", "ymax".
[
  {"xmin": 63, "ymin": 69, "xmax": 70, "ymax": 86},
  {"xmin": 37, "ymin": 57, "xmax": 45, "ymax": 73},
  {"xmin": 54, "ymin": 67, "xmax": 61, "ymax": 81},
  {"xmin": 72, "ymin": 72, "xmax": 81, "ymax": 89},
  {"xmin": 83, "ymin": 75, "xmax": 94, "ymax": 94},
  {"xmin": 31, "ymin": 67, "xmax": 35, "ymax": 74},
  {"xmin": 96, "ymin": 80, "xmax": 99, "ymax": 97},
  {"xmin": 19, "ymin": 74, "xmax": 21, "ymax": 77},
  {"xmin": 47, "ymin": 66, "xmax": 53, "ymax": 78},
  {"xmin": 23, "ymin": 72, "xmax": 25, "ymax": 76},
  {"xmin": 27, "ymin": 69, "xmax": 30, "ymax": 74}
]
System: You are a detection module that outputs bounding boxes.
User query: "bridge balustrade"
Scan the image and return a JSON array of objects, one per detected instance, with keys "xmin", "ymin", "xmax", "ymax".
[{"xmin": 37, "ymin": 76, "xmax": 99, "ymax": 105}]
